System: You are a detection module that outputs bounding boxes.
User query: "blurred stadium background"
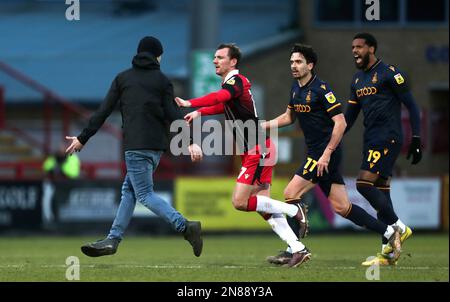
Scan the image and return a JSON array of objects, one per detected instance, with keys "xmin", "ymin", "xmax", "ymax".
[{"xmin": 0, "ymin": 0, "xmax": 448, "ymax": 282}]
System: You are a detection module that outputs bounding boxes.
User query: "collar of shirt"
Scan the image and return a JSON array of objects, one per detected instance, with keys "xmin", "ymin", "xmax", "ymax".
[
  {"xmin": 297, "ymin": 74, "xmax": 317, "ymax": 89},
  {"xmin": 366, "ymin": 59, "xmax": 382, "ymax": 73},
  {"xmin": 223, "ymin": 69, "xmax": 239, "ymax": 84}
]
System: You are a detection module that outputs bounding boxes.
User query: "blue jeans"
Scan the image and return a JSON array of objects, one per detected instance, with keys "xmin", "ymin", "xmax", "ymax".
[{"xmin": 108, "ymin": 150, "xmax": 187, "ymax": 240}]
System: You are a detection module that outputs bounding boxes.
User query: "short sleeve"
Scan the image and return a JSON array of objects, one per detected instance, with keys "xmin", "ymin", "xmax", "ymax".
[
  {"xmin": 319, "ymin": 86, "xmax": 342, "ymax": 117},
  {"xmin": 385, "ymin": 65, "xmax": 410, "ymax": 95}
]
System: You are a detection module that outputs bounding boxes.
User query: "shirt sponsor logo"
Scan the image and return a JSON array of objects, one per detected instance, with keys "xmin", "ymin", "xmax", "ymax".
[
  {"xmin": 293, "ymin": 104, "xmax": 311, "ymax": 113},
  {"xmin": 356, "ymin": 86, "xmax": 378, "ymax": 97}
]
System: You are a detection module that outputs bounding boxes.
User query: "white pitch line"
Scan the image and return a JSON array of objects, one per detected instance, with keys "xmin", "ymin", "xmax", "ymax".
[{"xmin": 0, "ymin": 264, "xmax": 448, "ymax": 270}]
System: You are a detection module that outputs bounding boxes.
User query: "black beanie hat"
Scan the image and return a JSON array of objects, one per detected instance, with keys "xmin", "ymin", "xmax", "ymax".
[{"xmin": 137, "ymin": 36, "xmax": 163, "ymax": 57}]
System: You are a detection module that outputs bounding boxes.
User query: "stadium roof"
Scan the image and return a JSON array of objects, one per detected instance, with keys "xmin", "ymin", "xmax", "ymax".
[{"xmin": 0, "ymin": 0, "xmax": 299, "ymax": 101}]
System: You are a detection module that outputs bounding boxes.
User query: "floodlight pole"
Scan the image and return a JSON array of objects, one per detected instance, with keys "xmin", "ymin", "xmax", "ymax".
[{"xmin": 190, "ymin": 0, "xmax": 219, "ymax": 51}]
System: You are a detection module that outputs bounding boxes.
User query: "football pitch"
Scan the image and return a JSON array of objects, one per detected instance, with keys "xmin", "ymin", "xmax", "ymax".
[{"xmin": 0, "ymin": 233, "xmax": 447, "ymax": 282}]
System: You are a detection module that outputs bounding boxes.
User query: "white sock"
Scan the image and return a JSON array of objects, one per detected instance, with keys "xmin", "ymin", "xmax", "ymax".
[
  {"xmin": 256, "ymin": 195, "xmax": 298, "ymax": 217},
  {"xmin": 394, "ymin": 219, "xmax": 406, "ymax": 233},
  {"xmin": 289, "ymin": 240, "xmax": 306, "ymax": 253},
  {"xmin": 267, "ymin": 213, "xmax": 304, "ymax": 253},
  {"xmin": 383, "ymin": 225, "xmax": 394, "ymax": 240}
]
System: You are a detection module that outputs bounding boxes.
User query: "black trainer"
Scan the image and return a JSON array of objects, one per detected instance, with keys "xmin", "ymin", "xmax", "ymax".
[
  {"xmin": 266, "ymin": 250, "xmax": 293, "ymax": 265},
  {"xmin": 81, "ymin": 238, "xmax": 120, "ymax": 257},
  {"xmin": 183, "ymin": 221, "xmax": 203, "ymax": 257}
]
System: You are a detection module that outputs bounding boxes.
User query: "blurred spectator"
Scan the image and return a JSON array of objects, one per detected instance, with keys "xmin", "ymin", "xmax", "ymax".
[{"xmin": 42, "ymin": 144, "xmax": 80, "ymax": 179}]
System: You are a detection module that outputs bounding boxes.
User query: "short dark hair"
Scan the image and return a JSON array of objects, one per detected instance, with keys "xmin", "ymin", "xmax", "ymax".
[
  {"xmin": 353, "ymin": 33, "xmax": 378, "ymax": 53},
  {"xmin": 290, "ymin": 44, "xmax": 318, "ymax": 67},
  {"xmin": 217, "ymin": 43, "xmax": 242, "ymax": 67}
]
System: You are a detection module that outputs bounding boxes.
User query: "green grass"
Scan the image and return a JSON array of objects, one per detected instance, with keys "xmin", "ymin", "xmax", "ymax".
[{"xmin": 0, "ymin": 233, "xmax": 447, "ymax": 282}]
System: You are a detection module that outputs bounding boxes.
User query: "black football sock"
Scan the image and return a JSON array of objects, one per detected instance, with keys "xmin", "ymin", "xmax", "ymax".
[
  {"xmin": 344, "ymin": 203, "xmax": 387, "ymax": 235},
  {"xmin": 356, "ymin": 180, "xmax": 398, "ymax": 224},
  {"xmin": 376, "ymin": 185, "xmax": 394, "ymax": 244}
]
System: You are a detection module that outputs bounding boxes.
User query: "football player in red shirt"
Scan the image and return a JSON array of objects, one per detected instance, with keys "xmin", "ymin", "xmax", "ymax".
[{"xmin": 175, "ymin": 43, "xmax": 310, "ymax": 267}]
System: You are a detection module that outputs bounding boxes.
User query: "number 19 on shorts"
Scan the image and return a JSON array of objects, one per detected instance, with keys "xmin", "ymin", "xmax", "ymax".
[{"xmin": 367, "ymin": 149, "xmax": 381, "ymax": 168}]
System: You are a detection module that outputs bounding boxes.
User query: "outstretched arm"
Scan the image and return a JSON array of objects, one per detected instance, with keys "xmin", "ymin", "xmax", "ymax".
[
  {"xmin": 182, "ymin": 103, "xmax": 225, "ymax": 125},
  {"xmin": 161, "ymin": 79, "xmax": 203, "ymax": 162},
  {"xmin": 77, "ymin": 77, "xmax": 121, "ymax": 146},
  {"xmin": 175, "ymin": 89, "xmax": 232, "ymax": 108},
  {"xmin": 260, "ymin": 107, "xmax": 296, "ymax": 130}
]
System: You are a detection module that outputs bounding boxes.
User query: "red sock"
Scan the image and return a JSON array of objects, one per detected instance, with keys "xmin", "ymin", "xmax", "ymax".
[{"xmin": 247, "ymin": 196, "xmax": 257, "ymax": 211}]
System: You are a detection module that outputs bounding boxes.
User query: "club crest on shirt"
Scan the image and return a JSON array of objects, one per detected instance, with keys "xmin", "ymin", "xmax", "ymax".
[
  {"xmin": 226, "ymin": 78, "xmax": 235, "ymax": 85},
  {"xmin": 325, "ymin": 92, "xmax": 336, "ymax": 104},
  {"xmin": 372, "ymin": 72, "xmax": 378, "ymax": 84},
  {"xmin": 306, "ymin": 90, "xmax": 311, "ymax": 103},
  {"xmin": 394, "ymin": 73, "xmax": 404, "ymax": 85}
]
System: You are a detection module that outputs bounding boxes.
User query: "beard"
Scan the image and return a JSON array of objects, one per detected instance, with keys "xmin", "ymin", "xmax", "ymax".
[
  {"xmin": 292, "ymin": 70, "xmax": 307, "ymax": 80},
  {"xmin": 355, "ymin": 53, "xmax": 371, "ymax": 70}
]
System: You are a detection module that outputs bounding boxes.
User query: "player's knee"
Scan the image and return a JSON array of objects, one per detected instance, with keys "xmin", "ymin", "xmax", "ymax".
[
  {"xmin": 328, "ymin": 197, "xmax": 350, "ymax": 218},
  {"xmin": 231, "ymin": 197, "xmax": 247, "ymax": 211},
  {"xmin": 283, "ymin": 187, "xmax": 295, "ymax": 199},
  {"xmin": 135, "ymin": 192, "xmax": 148, "ymax": 205},
  {"xmin": 356, "ymin": 179, "xmax": 388, "ymax": 212},
  {"xmin": 283, "ymin": 187, "xmax": 296, "ymax": 200},
  {"xmin": 356, "ymin": 179, "xmax": 374, "ymax": 195},
  {"xmin": 332, "ymin": 202, "xmax": 350, "ymax": 217},
  {"xmin": 374, "ymin": 175, "xmax": 389, "ymax": 187}
]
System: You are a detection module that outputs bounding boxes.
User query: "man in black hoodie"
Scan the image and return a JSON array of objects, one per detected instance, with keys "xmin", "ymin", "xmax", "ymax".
[{"xmin": 65, "ymin": 36, "xmax": 204, "ymax": 257}]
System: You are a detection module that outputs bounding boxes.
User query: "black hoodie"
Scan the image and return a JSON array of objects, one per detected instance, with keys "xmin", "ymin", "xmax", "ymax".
[{"xmin": 78, "ymin": 52, "xmax": 185, "ymax": 151}]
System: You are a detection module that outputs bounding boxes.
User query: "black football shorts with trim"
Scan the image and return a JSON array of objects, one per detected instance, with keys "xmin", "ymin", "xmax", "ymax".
[
  {"xmin": 295, "ymin": 147, "xmax": 345, "ymax": 197},
  {"xmin": 360, "ymin": 139, "xmax": 402, "ymax": 178}
]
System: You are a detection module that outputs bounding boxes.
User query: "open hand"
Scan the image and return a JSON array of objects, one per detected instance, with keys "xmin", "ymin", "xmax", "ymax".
[
  {"xmin": 184, "ymin": 111, "xmax": 201, "ymax": 124},
  {"xmin": 65, "ymin": 136, "xmax": 84, "ymax": 155},
  {"xmin": 175, "ymin": 97, "xmax": 191, "ymax": 108}
]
